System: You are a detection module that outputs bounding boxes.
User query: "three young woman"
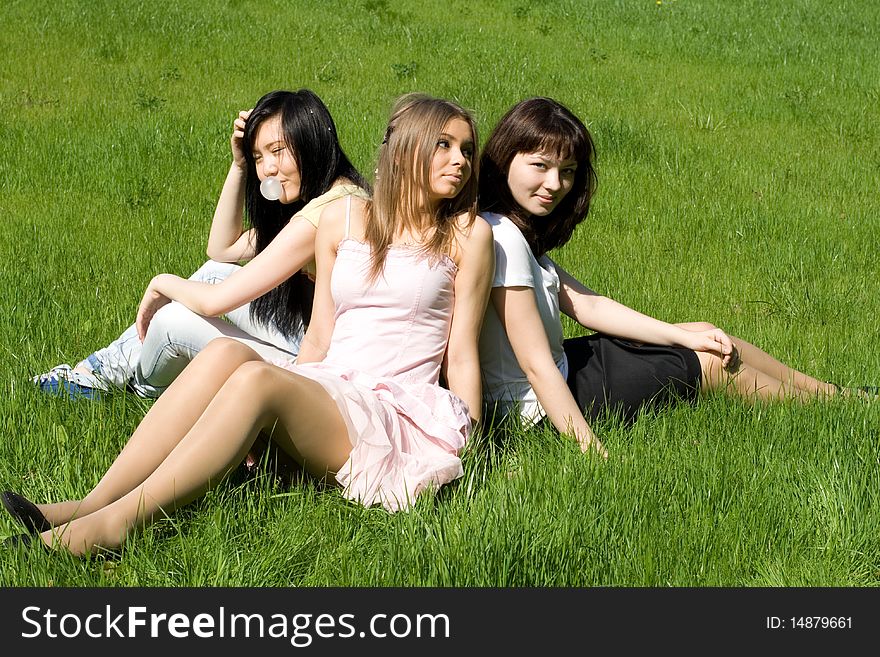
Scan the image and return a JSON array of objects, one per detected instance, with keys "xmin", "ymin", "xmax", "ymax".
[
  {"xmin": 477, "ymin": 97, "xmax": 856, "ymax": 456},
  {"xmin": 35, "ymin": 89, "xmax": 368, "ymax": 399},
  {"xmin": 8, "ymin": 93, "xmax": 869, "ymax": 554},
  {"xmin": 5, "ymin": 94, "xmax": 492, "ymax": 555}
]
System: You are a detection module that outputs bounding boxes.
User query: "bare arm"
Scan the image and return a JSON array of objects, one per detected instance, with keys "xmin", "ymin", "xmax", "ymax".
[
  {"xmin": 492, "ymin": 285, "xmax": 607, "ymax": 457},
  {"xmin": 136, "ymin": 217, "xmax": 316, "ymax": 340},
  {"xmin": 442, "ymin": 216, "xmax": 495, "ymax": 425},
  {"xmin": 206, "ymin": 109, "xmax": 258, "ymax": 262},
  {"xmin": 294, "ymin": 198, "xmax": 353, "ymax": 364},
  {"xmin": 556, "ymin": 263, "xmax": 734, "ymax": 364}
]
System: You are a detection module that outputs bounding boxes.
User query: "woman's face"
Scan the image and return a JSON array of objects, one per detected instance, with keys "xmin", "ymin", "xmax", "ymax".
[
  {"xmin": 252, "ymin": 114, "xmax": 302, "ymax": 204},
  {"xmin": 427, "ymin": 117, "xmax": 475, "ymax": 204},
  {"xmin": 506, "ymin": 151, "xmax": 577, "ymax": 217}
]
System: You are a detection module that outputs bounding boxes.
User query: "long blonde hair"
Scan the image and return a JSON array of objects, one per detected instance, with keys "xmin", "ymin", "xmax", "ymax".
[{"xmin": 365, "ymin": 93, "xmax": 479, "ymax": 281}]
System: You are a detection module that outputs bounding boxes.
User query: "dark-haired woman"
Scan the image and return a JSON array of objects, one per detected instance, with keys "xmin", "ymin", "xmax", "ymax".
[
  {"xmin": 34, "ymin": 89, "xmax": 369, "ymax": 399},
  {"xmin": 478, "ymin": 97, "xmax": 851, "ymax": 456}
]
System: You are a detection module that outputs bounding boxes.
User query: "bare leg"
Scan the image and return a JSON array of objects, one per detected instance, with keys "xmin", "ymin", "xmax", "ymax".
[
  {"xmin": 40, "ymin": 359, "xmax": 351, "ymax": 556},
  {"xmin": 677, "ymin": 322, "xmax": 836, "ymax": 397},
  {"xmin": 37, "ymin": 339, "xmax": 267, "ymax": 525},
  {"xmin": 695, "ymin": 350, "xmax": 825, "ymax": 401}
]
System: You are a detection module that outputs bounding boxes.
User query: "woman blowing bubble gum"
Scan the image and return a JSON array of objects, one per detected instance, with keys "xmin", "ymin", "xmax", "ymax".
[
  {"xmin": 33, "ymin": 89, "xmax": 369, "ymax": 400},
  {"xmin": 3, "ymin": 93, "xmax": 493, "ymax": 555},
  {"xmin": 477, "ymin": 97, "xmax": 871, "ymax": 457}
]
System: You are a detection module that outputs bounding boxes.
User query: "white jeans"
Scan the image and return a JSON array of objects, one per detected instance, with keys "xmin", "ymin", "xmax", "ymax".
[{"xmin": 90, "ymin": 260, "xmax": 302, "ymax": 398}]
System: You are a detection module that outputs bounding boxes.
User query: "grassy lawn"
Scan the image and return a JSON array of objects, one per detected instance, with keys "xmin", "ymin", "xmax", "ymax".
[{"xmin": 1, "ymin": 0, "xmax": 878, "ymax": 586}]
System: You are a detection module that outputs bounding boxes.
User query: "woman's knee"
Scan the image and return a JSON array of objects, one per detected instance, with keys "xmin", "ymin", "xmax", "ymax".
[
  {"xmin": 199, "ymin": 337, "xmax": 261, "ymax": 364},
  {"xmin": 695, "ymin": 350, "xmax": 725, "ymax": 388},
  {"xmin": 226, "ymin": 359, "xmax": 281, "ymax": 390},
  {"xmin": 147, "ymin": 303, "xmax": 196, "ymax": 340},
  {"xmin": 140, "ymin": 304, "xmax": 215, "ymax": 383},
  {"xmin": 225, "ymin": 362, "xmax": 328, "ymax": 419},
  {"xmin": 189, "ymin": 260, "xmax": 240, "ymax": 284},
  {"xmin": 220, "ymin": 361, "xmax": 290, "ymax": 422}
]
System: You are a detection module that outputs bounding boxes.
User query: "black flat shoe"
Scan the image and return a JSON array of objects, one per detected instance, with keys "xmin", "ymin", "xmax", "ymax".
[
  {"xmin": 1, "ymin": 491, "xmax": 51, "ymax": 534},
  {"xmin": 842, "ymin": 386, "xmax": 880, "ymax": 401},
  {"xmin": 3, "ymin": 533, "xmax": 51, "ymax": 553},
  {"xmin": 827, "ymin": 382, "xmax": 880, "ymax": 401},
  {"xmin": 4, "ymin": 533, "xmax": 32, "ymax": 547}
]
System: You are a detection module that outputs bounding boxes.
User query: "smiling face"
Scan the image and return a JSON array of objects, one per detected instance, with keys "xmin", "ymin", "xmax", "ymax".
[
  {"xmin": 506, "ymin": 151, "xmax": 577, "ymax": 217},
  {"xmin": 251, "ymin": 114, "xmax": 302, "ymax": 204},
  {"xmin": 426, "ymin": 117, "xmax": 475, "ymax": 205}
]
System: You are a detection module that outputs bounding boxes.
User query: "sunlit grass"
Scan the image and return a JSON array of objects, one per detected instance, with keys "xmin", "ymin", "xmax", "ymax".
[{"xmin": 1, "ymin": 0, "xmax": 878, "ymax": 586}]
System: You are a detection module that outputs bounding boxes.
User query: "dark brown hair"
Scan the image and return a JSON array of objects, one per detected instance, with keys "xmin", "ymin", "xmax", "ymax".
[{"xmin": 479, "ymin": 97, "xmax": 597, "ymax": 257}]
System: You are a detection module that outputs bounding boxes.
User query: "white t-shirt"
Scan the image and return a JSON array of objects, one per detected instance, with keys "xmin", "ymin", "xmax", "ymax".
[{"xmin": 479, "ymin": 213, "xmax": 568, "ymax": 425}]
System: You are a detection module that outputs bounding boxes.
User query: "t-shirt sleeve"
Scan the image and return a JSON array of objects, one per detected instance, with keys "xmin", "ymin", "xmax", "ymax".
[{"xmin": 492, "ymin": 220, "xmax": 536, "ymax": 289}]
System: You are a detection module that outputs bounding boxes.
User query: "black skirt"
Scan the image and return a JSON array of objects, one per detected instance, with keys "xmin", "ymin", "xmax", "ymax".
[{"xmin": 563, "ymin": 334, "xmax": 702, "ymax": 424}]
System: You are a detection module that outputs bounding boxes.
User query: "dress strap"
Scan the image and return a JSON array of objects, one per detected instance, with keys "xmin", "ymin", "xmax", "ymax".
[{"xmin": 344, "ymin": 195, "xmax": 352, "ymax": 239}]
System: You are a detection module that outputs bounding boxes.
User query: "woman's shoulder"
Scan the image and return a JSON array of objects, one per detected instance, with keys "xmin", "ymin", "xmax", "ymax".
[
  {"xmin": 478, "ymin": 212, "xmax": 531, "ymax": 252},
  {"xmin": 452, "ymin": 211, "xmax": 493, "ymax": 244},
  {"xmin": 328, "ymin": 180, "xmax": 370, "ymax": 201},
  {"xmin": 479, "ymin": 211, "xmax": 518, "ymax": 234},
  {"xmin": 475, "ymin": 212, "xmax": 527, "ymax": 242},
  {"xmin": 314, "ymin": 194, "xmax": 369, "ymax": 242},
  {"xmin": 449, "ymin": 212, "xmax": 494, "ymax": 267},
  {"xmin": 296, "ymin": 183, "xmax": 370, "ymax": 228},
  {"xmin": 478, "ymin": 211, "xmax": 505, "ymax": 228}
]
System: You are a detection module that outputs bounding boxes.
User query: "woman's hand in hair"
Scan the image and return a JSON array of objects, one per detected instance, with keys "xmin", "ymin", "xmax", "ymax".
[
  {"xmin": 136, "ymin": 275, "xmax": 174, "ymax": 341},
  {"xmin": 231, "ymin": 109, "xmax": 252, "ymax": 171},
  {"xmin": 209, "ymin": 109, "xmax": 254, "ymax": 261}
]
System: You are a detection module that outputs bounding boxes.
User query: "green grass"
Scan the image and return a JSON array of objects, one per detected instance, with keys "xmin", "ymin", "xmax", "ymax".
[{"xmin": 1, "ymin": 0, "xmax": 879, "ymax": 586}]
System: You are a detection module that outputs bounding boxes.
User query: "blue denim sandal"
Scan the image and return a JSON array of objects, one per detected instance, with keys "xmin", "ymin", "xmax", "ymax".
[{"xmin": 32, "ymin": 355, "xmax": 109, "ymax": 400}]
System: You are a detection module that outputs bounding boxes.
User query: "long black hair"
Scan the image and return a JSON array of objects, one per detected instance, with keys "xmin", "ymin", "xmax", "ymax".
[
  {"xmin": 241, "ymin": 89, "xmax": 369, "ymax": 339},
  {"xmin": 479, "ymin": 97, "xmax": 597, "ymax": 257}
]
